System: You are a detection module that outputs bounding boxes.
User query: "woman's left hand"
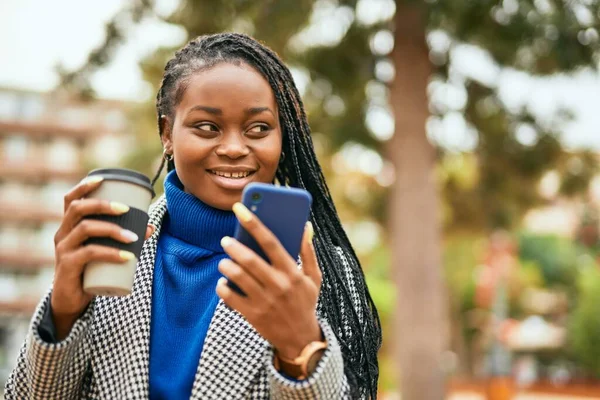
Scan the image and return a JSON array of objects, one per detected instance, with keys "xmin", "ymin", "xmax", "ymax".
[{"xmin": 216, "ymin": 202, "xmax": 322, "ymax": 360}]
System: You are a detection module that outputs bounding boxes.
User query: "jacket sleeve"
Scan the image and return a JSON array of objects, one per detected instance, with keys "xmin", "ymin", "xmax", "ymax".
[
  {"xmin": 265, "ymin": 319, "xmax": 351, "ymax": 399},
  {"xmin": 265, "ymin": 245, "xmax": 372, "ymax": 399},
  {"xmin": 4, "ymin": 290, "xmax": 94, "ymax": 400}
]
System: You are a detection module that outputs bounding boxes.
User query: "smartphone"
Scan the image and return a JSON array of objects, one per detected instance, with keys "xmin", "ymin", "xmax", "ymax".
[{"xmin": 227, "ymin": 182, "xmax": 313, "ymax": 296}]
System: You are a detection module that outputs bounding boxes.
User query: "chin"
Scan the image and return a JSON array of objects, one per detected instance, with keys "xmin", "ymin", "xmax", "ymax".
[{"xmin": 202, "ymin": 190, "xmax": 241, "ymax": 211}]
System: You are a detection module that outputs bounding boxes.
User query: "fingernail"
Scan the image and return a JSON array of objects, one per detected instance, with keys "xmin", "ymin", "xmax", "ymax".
[
  {"xmin": 221, "ymin": 236, "xmax": 233, "ymax": 248},
  {"xmin": 121, "ymin": 229, "xmax": 139, "ymax": 242},
  {"xmin": 110, "ymin": 202, "xmax": 130, "ymax": 214},
  {"xmin": 306, "ymin": 221, "xmax": 314, "ymax": 242},
  {"xmin": 82, "ymin": 176, "xmax": 103, "ymax": 185},
  {"xmin": 119, "ymin": 250, "xmax": 136, "ymax": 261},
  {"xmin": 217, "ymin": 277, "xmax": 227, "ymax": 286},
  {"xmin": 232, "ymin": 202, "xmax": 253, "ymax": 222}
]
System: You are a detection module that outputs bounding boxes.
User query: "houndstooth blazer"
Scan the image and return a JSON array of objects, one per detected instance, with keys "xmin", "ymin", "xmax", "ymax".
[{"xmin": 4, "ymin": 195, "xmax": 356, "ymax": 399}]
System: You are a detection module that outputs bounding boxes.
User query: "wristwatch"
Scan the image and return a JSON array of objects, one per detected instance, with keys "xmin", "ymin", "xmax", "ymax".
[{"xmin": 273, "ymin": 340, "xmax": 328, "ymax": 380}]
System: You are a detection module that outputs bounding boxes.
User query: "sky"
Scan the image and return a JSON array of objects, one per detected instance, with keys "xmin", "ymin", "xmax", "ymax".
[
  {"xmin": 0, "ymin": 0, "xmax": 598, "ymax": 151},
  {"xmin": 0, "ymin": 0, "xmax": 185, "ymax": 100}
]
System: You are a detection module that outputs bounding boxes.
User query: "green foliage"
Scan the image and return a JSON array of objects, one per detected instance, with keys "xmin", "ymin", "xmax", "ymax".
[
  {"xmin": 428, "ymin": 1, "xmax": 600, "ymax": 74},
  {"xmin": 443, "ymin": 234, "xmax": 485, "ymax": 311},
  {"xmin": 428, "ymin": 0, "xmax": 600, "ymax": 231},
  {"xmin": 560, "ymin": 151, "xmax": 600, "ymax": 196},
  {"xmin": 568, "ymin": 264, "xmax": 600, "ymax": 377},
  {"xmin": 518, "ymin": 233, "xmax": 582, "ymax": 288},
  {"xmin": 60, "ymin": 1, "xmax": 599, "ymax": 232},
  {"xmin": 362, "ymin": 244, "xmax": 394, "ymax": 333},
  {"xmin": 362, "ymin": 245, "xmax": 396, "ymax": 392}
]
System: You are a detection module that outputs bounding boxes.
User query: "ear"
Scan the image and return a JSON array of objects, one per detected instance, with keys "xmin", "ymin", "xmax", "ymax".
[{"xmin": 160, "ymin": 115, "xmax": 173, "ymax": 151}]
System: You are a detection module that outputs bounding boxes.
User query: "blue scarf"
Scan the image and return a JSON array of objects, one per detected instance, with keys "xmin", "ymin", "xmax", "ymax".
[{"xmin": 149, "ymin": 170, "xmax": 236, "ymax": 399}]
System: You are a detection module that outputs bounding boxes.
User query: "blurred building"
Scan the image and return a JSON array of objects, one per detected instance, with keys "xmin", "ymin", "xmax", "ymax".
[{"xmin": 0, "ymin": 86, "xmax": 132, "ymax": 384}]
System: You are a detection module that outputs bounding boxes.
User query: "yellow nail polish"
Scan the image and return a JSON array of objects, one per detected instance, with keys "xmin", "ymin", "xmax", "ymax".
[
  {"xmin": 306, "ymin": 221, "xmax": 314, "ymax": 242},
  {"xmin": 119, "ymin": 250, "xmax": 136, "ymax": 261},
  {"xmin": 82, "ymin": 176, "xmax": 103, "ymax": 185},
  {"xmin": 232, "ymin": 202, "xmax": 253, "ymax": 222},
  {"xmin": 221, "ymin": 236, "xmax": 233, "ymax": 248},
  {"xmin": 110, "ymin": 202, "xmax": 130, "ymax": 214}
]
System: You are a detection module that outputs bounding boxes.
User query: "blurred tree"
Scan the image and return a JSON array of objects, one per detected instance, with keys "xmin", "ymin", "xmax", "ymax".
[
  {"xmin": 60, "ymin": 0, "xmax": 600, "ymax": 398},
  {"xmin": 389, "ymin": 0, "xmax": 600, "ymax": 397},
  {"xmin": 568, "ymin": 264, "xmax": 600, "ymax": 379}
]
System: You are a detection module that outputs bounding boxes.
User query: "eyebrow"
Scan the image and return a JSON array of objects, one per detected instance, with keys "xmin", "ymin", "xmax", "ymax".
[
  {"xmin": 187, "ymin": 105, "xmax": 275, "ymax": 117},
  {"xmin": 246, "ymin": 107, "xmax": 275, "ymax": 117},
  {"xmin": 189, "ymin": 105, "xmax": 222, "ymax": 115}
]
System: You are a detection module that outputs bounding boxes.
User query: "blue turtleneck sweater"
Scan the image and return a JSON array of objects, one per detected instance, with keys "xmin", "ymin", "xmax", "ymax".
[{"xmin": 149, "ymin": 171, "xmax": 236, "ymax": 399}]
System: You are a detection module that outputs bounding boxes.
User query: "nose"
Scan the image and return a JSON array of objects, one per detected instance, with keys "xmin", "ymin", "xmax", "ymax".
[{"xmin": 215, "ymin": 133, "xmax": 250, "ymax": 159}]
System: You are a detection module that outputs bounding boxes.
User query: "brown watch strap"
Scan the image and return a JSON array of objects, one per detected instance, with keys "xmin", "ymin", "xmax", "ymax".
[{"xmin": 274, "ymin": 340, "xmax": 328, "ymax": 380}]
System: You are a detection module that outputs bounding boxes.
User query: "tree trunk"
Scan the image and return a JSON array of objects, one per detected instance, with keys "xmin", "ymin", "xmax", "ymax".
[{"xmin": 390, "ymin": 2, "xmax": 446, "ymax": 399}]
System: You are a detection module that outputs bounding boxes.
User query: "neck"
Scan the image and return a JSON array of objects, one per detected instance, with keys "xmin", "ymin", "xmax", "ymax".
[{"xmin": 163, "ymin": 170, "xmax": 237, "ymax": 252}]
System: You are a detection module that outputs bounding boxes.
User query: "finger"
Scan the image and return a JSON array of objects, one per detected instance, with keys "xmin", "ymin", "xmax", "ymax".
[
  {"xmin": 58, "ymin": 245, "xmax": 135, "ymax": 279},
  {"xmin": 231, "ymin": 202, "xmax": 296, "ymax": 273},
  {"xmin": 58, "ymin": 220, "xmax": 139, "ymax": 253},
  {"xmin": 300, "ymin": 222, "xmax": 321, "ymax": 287},
  {"xmin": 145, "ymin": 224, "xmax": 156, "ymax": 240},
  {"xmin": 65, "ymin": 198, "xmax": 130, "ymax": 226},
  {"xmin": 63, "ymin": 176, "xmax": 104, "ymax": 213},
  {"xmin": 218, "ymin": 259, "xmax": 263, "ymax": 299},
  {"xmin": 220, "ymin": 236, "xmax": 279, "ymax": 287},
  {"xmin": 216, "ymin": 277, "xmax": 253, "ymax": 315},
  {"xmin": 58, "ymin": 198, "xmax": 130, "ymax": 242}
]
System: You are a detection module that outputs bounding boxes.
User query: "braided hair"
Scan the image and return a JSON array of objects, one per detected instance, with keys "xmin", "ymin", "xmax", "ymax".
[{"xmin": 151, "ymin": 33, "xmax": 382, "ymax": 399}]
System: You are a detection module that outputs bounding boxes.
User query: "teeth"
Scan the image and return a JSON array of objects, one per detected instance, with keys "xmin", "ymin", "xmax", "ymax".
[{"xmin": 212, "ymin": 170, "xmax": 251, "ymax": 179}]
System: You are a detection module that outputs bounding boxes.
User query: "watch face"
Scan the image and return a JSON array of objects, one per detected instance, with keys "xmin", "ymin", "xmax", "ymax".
[
  {"xmin": 274, "ymin": 341, "xmax": 328, "ymax": 380},
  {"xmin": 306, "ymin": 348, "xmax": 327, "ymax": 377},
  {"xmin": 274, "ymin": 354, "xmax": 305, "ymax": 380}
]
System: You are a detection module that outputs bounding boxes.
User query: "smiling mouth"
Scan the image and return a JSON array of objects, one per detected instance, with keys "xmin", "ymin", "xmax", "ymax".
[{"xmin": 208, "ymin": 170, "xmax": 255, "ymax": 179}]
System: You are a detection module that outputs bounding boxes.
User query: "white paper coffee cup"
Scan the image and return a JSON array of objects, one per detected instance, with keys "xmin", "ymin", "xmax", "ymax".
[{"xmin": 82, "ymin": 168, "xmax": 155, "ymax": 297}]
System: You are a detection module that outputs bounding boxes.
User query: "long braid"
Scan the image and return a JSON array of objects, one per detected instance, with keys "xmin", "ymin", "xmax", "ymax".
[{"xmin": 153, "ymin": 33, "xmax": 382, "ymax": 399}]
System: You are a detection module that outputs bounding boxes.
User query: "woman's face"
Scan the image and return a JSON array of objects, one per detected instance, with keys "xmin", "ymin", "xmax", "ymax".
[{"xmin": 161, "ymin": 62, "xmax": 282, "ymax": 210}]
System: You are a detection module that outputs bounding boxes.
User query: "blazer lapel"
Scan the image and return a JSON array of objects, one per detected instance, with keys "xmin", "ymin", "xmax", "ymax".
[
  {"xmin": 131, "ymin": 196, "xmax": 168, "ymax": 394},
  {"xmin": 103, "ymin": 195, "xmax": 268, "ymax": 398},
  {"xmin": 90, "ymin": 195, "xmax": 168, "ymax": 398},
  {"xmin": 191, "ymin": 300, "xmax": 269, "ymax": 399}
]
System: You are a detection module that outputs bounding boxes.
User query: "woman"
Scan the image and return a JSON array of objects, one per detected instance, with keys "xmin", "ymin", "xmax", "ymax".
[{"xmin": 5, "ymin": 33, "xmax": 381, "ymax": 399}]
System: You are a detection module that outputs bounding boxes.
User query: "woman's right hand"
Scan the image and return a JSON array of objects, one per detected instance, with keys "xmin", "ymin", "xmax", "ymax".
[{"xmin": 50, "ymin": 177, "xmax": 154, "ymax": 340}]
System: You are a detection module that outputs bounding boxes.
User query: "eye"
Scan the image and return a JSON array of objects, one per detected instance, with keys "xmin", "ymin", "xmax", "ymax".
[
  {"xmin": 195, "ymin": 123, "xmax": 219, "ymax": 132},
  {"xmin": 247, "ymin": 124, "xmax": 271, "ymax": 135}
]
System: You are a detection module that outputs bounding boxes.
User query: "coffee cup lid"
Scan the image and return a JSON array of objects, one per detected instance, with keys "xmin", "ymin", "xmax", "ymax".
[{"xmin": 87, "ymin": 168, "xmax": 156, "ymax": 198}]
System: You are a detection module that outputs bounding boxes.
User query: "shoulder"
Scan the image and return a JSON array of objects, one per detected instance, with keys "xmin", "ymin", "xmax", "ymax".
[{"xmin": 147, "ymin": 194, "xmax": 167, "ymax": 226}]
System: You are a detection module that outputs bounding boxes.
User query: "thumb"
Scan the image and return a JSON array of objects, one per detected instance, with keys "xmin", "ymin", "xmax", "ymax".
[
  {"xmin": 300, "ymin": 222, "xmax": 321, "ymax": 287},
  {"xmin": 144, "ymin": 224, "xmax": 156, "ymax": 240}
]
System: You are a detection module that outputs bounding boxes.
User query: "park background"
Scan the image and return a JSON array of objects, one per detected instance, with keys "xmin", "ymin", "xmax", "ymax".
[{"xmin": 1, "ymin": 0, "xmax": 600, "ymax": 398}]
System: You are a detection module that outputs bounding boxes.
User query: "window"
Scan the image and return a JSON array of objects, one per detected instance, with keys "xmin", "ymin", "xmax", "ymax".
[
  {"xmin": 38, "ymin": 222, "xmax": 60, "ymax": 258},
  {"xmin": 2, "ymin": 136, "xmax": 29, "ymax": 162},
  {"xmin": 0, "ymin": 182, "xmax": 32, "ymax": 203},
  {"xmin": 60, "ymin": 107, "xmax": 89, "ymax": 127},
  {"xmin": 0, "ymin": 275, "xmax": 18, "ymax": 302},
  {"xmin": 18, "ymin": 95, "xmax": 45, "ymax": 121},
  {"xmin": 47, "ymin": 139, "xmax": 78, "ymax": 170},
  {"xmin": 0, "ymin": 317, "xmax": 30, "ymax": 386},
  {"xmin": 0, "ymin": 227, "xmax": 19, "ymax": 251},
  {"xmin": 40, "ymin": 181, "xmax": 72, "ymax": 210},
  {"xmin": 91, "ymin": 134, "xmax": 129, "ymax": 165},
  {"xmin": 0, "ymin": 92, "xmax": 18, "ymax": 120},
  {"xmin": 104, "ymin": 109, "xmax": 126, "ymax": 131}
]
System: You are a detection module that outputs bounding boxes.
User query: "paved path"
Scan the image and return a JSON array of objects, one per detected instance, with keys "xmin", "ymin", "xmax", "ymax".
[
  {"xmin": 448, "ymin": 393, "xmax": 600, "ymax": 400},
  {"xmin": 381, "ymin": 393, "xmax": 600, "ymax": 400}
]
